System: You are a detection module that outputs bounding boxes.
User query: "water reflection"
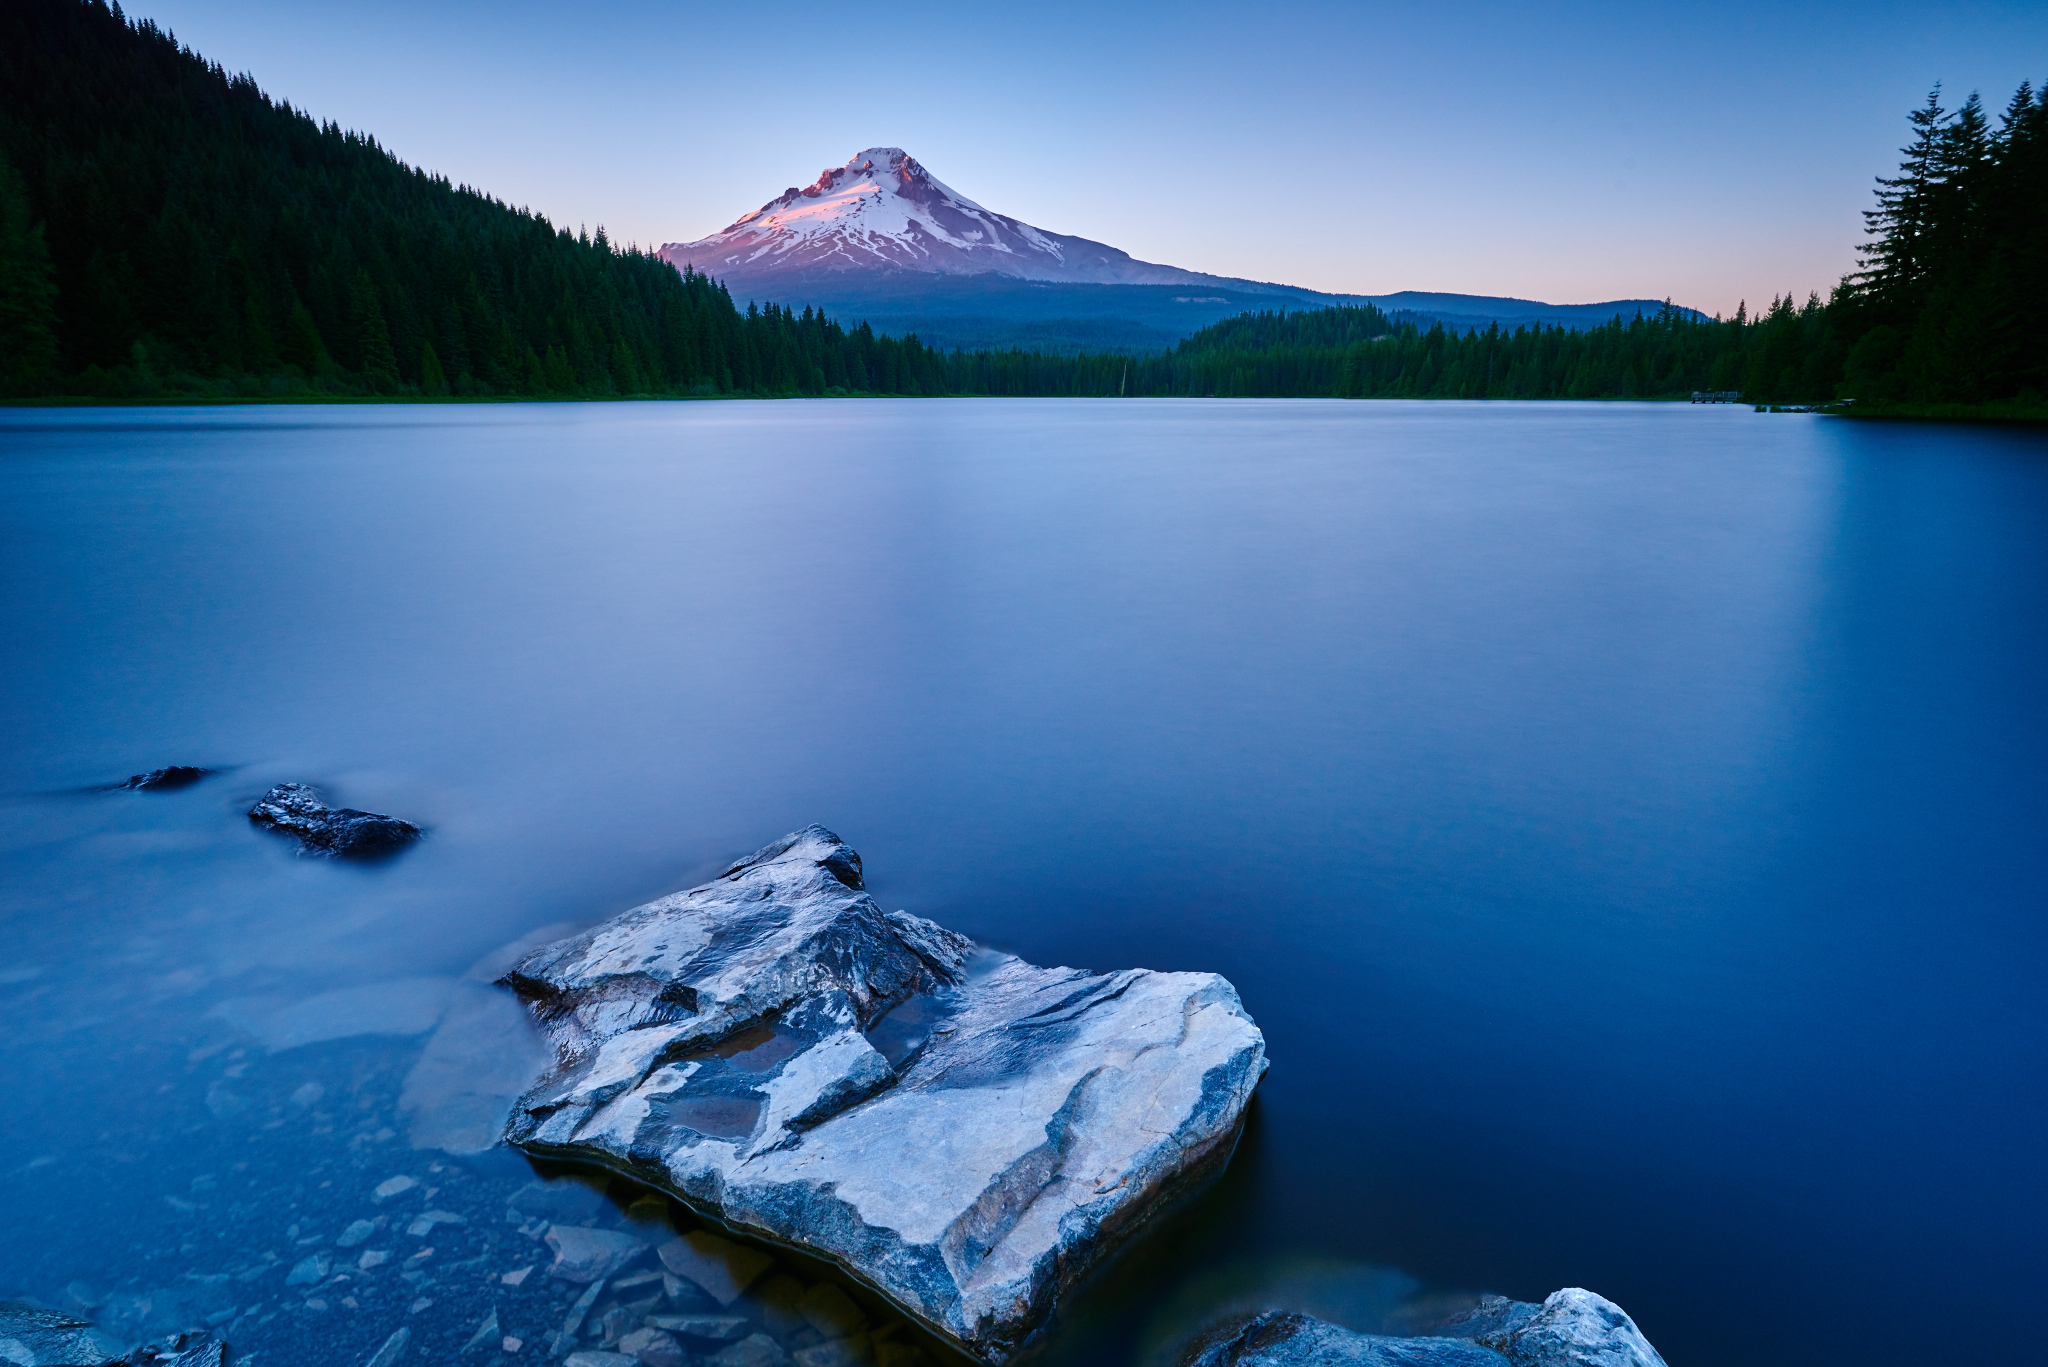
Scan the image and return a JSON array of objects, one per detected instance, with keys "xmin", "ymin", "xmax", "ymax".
[{"xmin": 3, "ymin": 402, "xmax": 2044, "ymax": 1367}]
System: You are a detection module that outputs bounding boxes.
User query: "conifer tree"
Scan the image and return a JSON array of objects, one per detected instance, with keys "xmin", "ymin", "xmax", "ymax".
[{"xmin": 0, "ymin": 154, "xmax": 58, "ymax": 393}]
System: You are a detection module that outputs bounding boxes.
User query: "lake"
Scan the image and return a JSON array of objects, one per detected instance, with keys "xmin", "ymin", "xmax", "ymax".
[{"xmin": 1, "ymin": 399, "xmax": 2042, "ymax": 1367}]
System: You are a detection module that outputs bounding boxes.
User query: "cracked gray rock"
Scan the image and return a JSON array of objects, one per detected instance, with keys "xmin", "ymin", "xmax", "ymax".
[
  {"xmin": 502, "ymin": 825, "xmax": 1267, "ymax": 1363},
  {"xmin": 1183, "ymin": 1290, "xmax": 1668, "ymax": 1367}
]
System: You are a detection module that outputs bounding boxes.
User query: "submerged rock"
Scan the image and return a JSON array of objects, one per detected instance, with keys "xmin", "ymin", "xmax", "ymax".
[
  {"xmin": 545, "ymin": 1225, "xmax": 650, "ymax": 1283},
  {"xmin": 126, "ymin": 1332, "xmax": 229, "ymax": 1367},
  {"xmin": 246, "ymin": 782, "xmax": 422, "ymax": 859},
  {"xmin": 502, "ymin": 826, "xmax": 1267, "ymax": 1364},
  {"xmin": 0, "ymin": 1299, "xmax": 127, "ymax": 1366},
  {"xmin": 116, "ymin": 766, "xmax": 211, "ymax": 792},
  {"xmin": 1183, "ymin": 1290, "xmax": 1667, "ymax": 1367}
]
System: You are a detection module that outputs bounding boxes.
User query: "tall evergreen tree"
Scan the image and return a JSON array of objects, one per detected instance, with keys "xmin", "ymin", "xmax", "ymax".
[{"xmin": 0, "ymin": 153, "xmax": 58, "ymax": 393}]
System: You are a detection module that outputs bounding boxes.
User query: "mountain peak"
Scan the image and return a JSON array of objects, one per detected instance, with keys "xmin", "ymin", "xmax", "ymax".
[{"xmin": 659, "ymin": 148, "xmax": 1209, "ymax": 288}]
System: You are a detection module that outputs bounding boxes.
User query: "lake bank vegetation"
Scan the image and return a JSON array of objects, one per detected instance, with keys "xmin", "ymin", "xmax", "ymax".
[{"xmin": 0, "ymin": 0, "xmax": 2039, "ymax": 418}]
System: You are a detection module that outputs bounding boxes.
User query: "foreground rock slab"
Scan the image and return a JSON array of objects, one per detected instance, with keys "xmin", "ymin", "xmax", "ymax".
[
  {"xmin": 247, "ymin": 782, "xmax": 422, "ymax": 859},
  {"xmin": 503, "ymin": 826, "xmax": 1268, "ymax": 1364},
  {"xmin": 1184, "ymin": 1290, "xmax": 1668, "ymax": 1367}
]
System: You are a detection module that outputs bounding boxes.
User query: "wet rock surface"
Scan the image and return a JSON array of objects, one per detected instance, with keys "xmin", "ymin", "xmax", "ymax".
[
  {"xmin": 0, "ymin": 1301, "xmax": 230, "ymax": 1367},
  {"xmin": 502, "ymin": 826, "xmax": 1269, "ymax": 1364},
  {"xmin": 1182, "ymin": 1292, "xmax": 1668, "ymax": 1367},
  {"xmin": 115, "ymin": 767, "xmax": 212, "ymax": 792},
  {"xmin": 0, "ymin": 1298, "xmax": 129, "ymax": 1365},
  {"xmin": 246, "ymin": 784, "xmax": 422, "ymax": 860}
]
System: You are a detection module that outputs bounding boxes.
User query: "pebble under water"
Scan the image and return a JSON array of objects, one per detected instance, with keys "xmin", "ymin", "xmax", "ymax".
[{"xmin": 1, "ymin": 400, "xmax": 2044, "ymax": 1367}]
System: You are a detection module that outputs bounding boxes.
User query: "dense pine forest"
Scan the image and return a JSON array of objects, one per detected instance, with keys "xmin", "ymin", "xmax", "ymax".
[
  {"xmin": 0, "ymin": 0, "xmax": 957, "ymax": 399},
  {"xmin": 0, "ymin": 0, "xmax": 2040, "ymax": 413}
]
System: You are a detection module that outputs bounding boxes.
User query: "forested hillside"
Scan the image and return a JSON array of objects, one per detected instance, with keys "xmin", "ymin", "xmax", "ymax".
[
  {"xmin": 0, "ymin": 0, "xmax": 956, "ymax": 398},
  {"xmin": 0, "ymin": 0, "xmax": 2038, "ymax": 412},
  {"xmin": 937, "ymin": 298, "xmax": 1831, "ymax": 400},
  {"xmin": 943, "ymin": 82, "xmax": 2044, "ymax": 411}
]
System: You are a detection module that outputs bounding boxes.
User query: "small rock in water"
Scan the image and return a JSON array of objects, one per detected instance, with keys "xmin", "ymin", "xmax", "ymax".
[
  {"xmin": 647, "ymin": 1315, "xmax": 750, "ymax": 1342},
  {"xmin": 501, "ymin": 1264, "xmax": 534, "ymax": 1286},
  {"xmin": 506, "ymin": 1177, "xmax": 608, "ymax": 1224},
  {"xmin": 462, "ymin": 1309, "xmax": 501, "ymax": 1351},
  {"xmin": 797, "ymin": 1282, "xmax": 865, "ymax": 1338},
  {"xmin": 364, "ymin": 1326, "xmax": 412, "ymax": 1367},
  {"xmin": 597, "ymin": 1305, "xmax": 639, "ymax": 1345},
  {"xmin": 656, "ymin": 1232, "xmax": 771, "ymax": 1307},
  {"xmin": 285, "ymin": 1254, "xmax": 331, "ymax": 1286},
  {"xmin": 247, "ymin": 782, "xmax": 423, "ymax": 859},
  {"xmin": 710, "ymin": 1334, "xmax": 792, "ymax": 1367},
  {"xmin": 118, "ymin": 766, "xmax": 211, "ymax": 791},
  {"xmin": 619, "ymin": 1327, "xmax": 686, "ymax": 1367},
  {"xmin": 792, "ymin": 1343, "xmax": 867, "ymax": 1367},
  {"xmin": 562, "ymin": 1279, "xmax": 607, "ymax": 1335},
  {"xmin": 1182, "ymin": 1288, "xmax": 1669, "ymax": 1367},
  {"xmin": 336, "ymin": 1218, "xmax": 379, "ymax": 1247},
  {"xmin": 357, "ymin": 1250, "xmax": 390, "ymax": 1270},
  {"xmin": 128, "ymin": 1330, "xmax": 232, "ymax": 1366},
  {"xmin": 290, "ymin": 1082, "xmax": 326, "ymax": 1108},
  {"xmin": 203, "ymin": 1083, "xmax": 249, "ymax": 1118},
  {"xmin": 564, "ymin": 1354, "xmax": 640, "ymax": 1367},
  {"xmin": 740, "ymin": 1275, "xmax": 809, "ymax": 1339},
  {"xmin": 372, "ymin": 1175, "xmax": 419, "ymax": 1202},
  {"xmin": 621, "ymin": 1195, "xmax": 673, "ymax": 1227},
  {"xmin": 407, "ymin": 1209, "xmax": 467, "ymax": 1236},
  {"xmin": 503, "ymin": 1337, "xmax": 524, "ymax": 1353},
  {"xmin": 661, "ymin": 1273, "xmax": 718, "ymax": 1314},
  {"xmin": 546, "ymin": 1226, "xmax": 649, "ymax": 1283}
]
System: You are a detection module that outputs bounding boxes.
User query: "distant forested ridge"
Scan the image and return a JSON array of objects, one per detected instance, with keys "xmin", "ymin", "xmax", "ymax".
[
  {"xmin": 951, "ymin": 80, "xmax": 2047, "ymax": 409},
  {"xmin": 937, "ymin": 300, "xmax": 1834, "ymax": 401},
  {"xmin": 0, "ymin": 0, "xmax": 2039, "ymax": 411},
  {"xmin": 0, "ymin": 0, "xmax": 958, "ymax": 398}
]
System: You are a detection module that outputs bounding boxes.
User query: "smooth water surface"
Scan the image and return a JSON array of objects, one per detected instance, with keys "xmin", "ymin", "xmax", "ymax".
[{"xmin": 1, "ymin": 400, "xmax": 2043, "ymax": 1366}]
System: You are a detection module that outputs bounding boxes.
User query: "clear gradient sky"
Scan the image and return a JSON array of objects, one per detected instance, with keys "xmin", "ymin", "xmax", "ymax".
[{"xmin": 132, "ymin": 0, "xmax": 2046, "ymax": 316}]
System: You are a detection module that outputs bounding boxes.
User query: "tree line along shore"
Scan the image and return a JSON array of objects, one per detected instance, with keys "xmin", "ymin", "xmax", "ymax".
[{"xmin": 1, "ymin": 0, "xmax": 2041, "ymax": 418}]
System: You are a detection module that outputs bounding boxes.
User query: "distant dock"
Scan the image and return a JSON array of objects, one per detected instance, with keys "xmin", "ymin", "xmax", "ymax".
[{"xmin": 1691, "ymin": 391, "xmax": 1742, "ymax": 403}]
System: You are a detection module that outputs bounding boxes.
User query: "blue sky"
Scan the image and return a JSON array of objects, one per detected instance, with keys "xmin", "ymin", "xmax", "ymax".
[{"xmin": 135, "ymin": 0, "xmax": 2046, "ymax": 315}]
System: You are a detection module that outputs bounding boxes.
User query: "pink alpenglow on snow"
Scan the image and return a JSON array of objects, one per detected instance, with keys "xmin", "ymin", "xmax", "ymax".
[{"xmin": 659, "ymin": 147, "xmax": 1215, "ymax": 287}]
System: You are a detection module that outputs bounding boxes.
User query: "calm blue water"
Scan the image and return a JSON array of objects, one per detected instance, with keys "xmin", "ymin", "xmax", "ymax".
[{"xmin": 1, "ymin": 400, "xmax": 2043, "ymax": 1367}]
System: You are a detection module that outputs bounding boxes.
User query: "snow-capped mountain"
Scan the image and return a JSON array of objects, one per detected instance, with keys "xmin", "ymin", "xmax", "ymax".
[
  {"xmin": 659, "ymin": 147, "xmax": 1217, "ymax": 287},
  {"xmin": 658, "ymin": 147, "xmax": 1701, "ymax": 355}
]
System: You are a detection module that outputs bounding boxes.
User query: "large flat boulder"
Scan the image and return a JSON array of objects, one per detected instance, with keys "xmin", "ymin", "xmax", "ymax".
[{"xmin": 502, "ymin": 826, "xmax": 1267, "ymax": 1363}]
